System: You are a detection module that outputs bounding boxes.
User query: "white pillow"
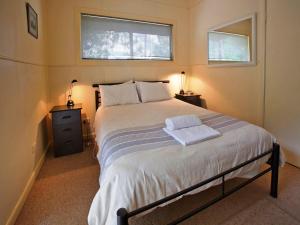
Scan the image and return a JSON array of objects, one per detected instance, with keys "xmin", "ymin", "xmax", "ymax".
[
  {"xmin": 99, "ymin": 83, "xmax": 140, "ymax": 107},
  {"xmin": 136, "ymin": 81, "xmax": 172, "ymax": 103}
]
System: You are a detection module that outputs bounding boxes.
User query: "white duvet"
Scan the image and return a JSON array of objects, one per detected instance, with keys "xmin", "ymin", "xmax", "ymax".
[{"xmin": 88, "ymin": 99, "xmax": 277, "ymax": 225}]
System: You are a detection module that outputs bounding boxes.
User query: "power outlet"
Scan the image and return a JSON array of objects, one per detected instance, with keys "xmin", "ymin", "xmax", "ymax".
[{"xmin": 83, "ymin": 118, "xmax": 90, "ymax": 124}]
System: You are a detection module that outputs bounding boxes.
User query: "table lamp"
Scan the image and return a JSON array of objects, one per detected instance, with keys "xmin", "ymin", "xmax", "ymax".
[
  {"xmin": 67, "ymin": 79, "xmax": 78, "ymax": 107},
  {"xmin": 179, "ymin": 71, "xmax": 186, "ymax": 95}
]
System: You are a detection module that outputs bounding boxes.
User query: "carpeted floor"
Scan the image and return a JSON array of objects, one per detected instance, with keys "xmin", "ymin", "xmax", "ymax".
[{"xmin": 15, "ymin": 148, "xmax": 300, "ymax": 225}]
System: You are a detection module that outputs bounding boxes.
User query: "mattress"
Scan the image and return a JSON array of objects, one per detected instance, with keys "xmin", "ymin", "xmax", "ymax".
[{"xmin": 88, "ymin": 99, "xmax": 276, "ymax": 225}]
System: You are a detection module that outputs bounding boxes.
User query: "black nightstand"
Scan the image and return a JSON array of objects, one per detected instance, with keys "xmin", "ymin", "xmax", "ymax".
[
  {"xmin": 175, "ymin": 94, "xmax": 202, "ymax": 107},
  {"xmin": 50, "ymin": 104, "xmax": 83, "ymax": 157}
]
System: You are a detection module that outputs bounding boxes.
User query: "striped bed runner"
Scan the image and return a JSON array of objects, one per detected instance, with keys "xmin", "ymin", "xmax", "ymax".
[{"xmin": 100, "ymin": 113, "xmax": 248, "ymax": 176}]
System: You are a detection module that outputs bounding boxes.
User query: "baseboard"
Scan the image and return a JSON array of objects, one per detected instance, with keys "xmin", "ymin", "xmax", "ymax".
[
  {"xmin": 83, "ymin": 132, "xmax": 95, "ymax": 139},
  {"xmin": 5, "ymin": 143, "xmax": 50, "ymax": 225},
  {"xmin": 284, "ymin": 148, "xmax": 300, "ymax": 168}
]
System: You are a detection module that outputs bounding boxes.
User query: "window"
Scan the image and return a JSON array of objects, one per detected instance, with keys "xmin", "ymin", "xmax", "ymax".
[
  {"xmin": 81, "ymin": 14, "xmax": 173, "ymax": 60},
  {"xmin": 208, "ymin": 31, "xmax": 250, "ymax": 62}
]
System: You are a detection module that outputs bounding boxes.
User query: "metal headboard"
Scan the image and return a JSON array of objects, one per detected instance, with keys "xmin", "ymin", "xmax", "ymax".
[{"xmin": 92, "ymin": 80, "xmax": 170, "ymax": 109}]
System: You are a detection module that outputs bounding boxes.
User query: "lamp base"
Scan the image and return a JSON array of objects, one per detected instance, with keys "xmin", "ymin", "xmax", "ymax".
[
  {"xmin": 179, "ymin": 89, "xmax": 185, "ymax": 95},
  {"xmin": 67, "ymin": 100, "xmax": 75, "ymax": 107}
]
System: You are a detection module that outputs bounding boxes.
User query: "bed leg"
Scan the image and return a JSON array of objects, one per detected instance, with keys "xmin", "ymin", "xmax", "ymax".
[
  {"xmin": 270, "ymin": 143, "xmax": 280, "ymax": 198},
  {"xmin": 117, "ymin": 208, "xmax": 129, "ymax": 225}
]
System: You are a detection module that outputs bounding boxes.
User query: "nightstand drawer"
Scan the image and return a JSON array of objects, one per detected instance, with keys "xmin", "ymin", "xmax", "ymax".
[
  {"xmin": 184, "ymin": 98, "xmax": 202, "ymax": 106},
  {"xmin": 54, "ymin": 139, "xmax": 83, "ymax": 157},
  {"xmin": 53, "ymin": 123, "xmax": 82, "ymax": 142},
  {"xmin": 52, "ymin": 110, "xmax": 80, "ymax": 125}
]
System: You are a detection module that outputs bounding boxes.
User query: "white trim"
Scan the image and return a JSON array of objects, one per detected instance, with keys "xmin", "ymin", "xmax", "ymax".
[
  {"xmin": 0, "ymin": 54, "xmax": 47, "ymax": 67},
  {"xmin": 287, "ymin": 162, "xmax": 300, "ymax": 170},
  {"xmin": 207, "ymin": 61, "xmax": 256, "ymax": 68},
  {"xmin": 284, "ymin": 149, "xmax": 300, "ymax": 168},
  {"xmin": 5, "ymin": 144, "xmax": 50, "ymax": 225},
  {"xmin": 207, "ymin": 13, "xmax": 257, "ymax": 68}
]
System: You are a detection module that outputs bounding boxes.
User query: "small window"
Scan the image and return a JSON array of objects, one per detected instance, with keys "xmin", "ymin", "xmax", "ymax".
[
  {"xmin": 208, "ymin": 31, "xmax": 250, "ymax": 62},
  {"xmin": 81, "ymin": 14, "xmax": 173, "ymax": 60}
]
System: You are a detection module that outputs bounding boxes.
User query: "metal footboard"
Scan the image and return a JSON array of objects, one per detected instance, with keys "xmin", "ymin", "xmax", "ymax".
[{"xmin": 117, "ymin": 143, "xmax": 280, "ymax": 225}]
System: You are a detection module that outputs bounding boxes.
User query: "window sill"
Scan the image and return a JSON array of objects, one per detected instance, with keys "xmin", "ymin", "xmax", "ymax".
[
  {"xmin": 77, "ymin": 58, "xmax": 176, "ymax": 67},
  {"xmin": 207, "ymin": 61, "xmax": 257, "ymax": 68}
]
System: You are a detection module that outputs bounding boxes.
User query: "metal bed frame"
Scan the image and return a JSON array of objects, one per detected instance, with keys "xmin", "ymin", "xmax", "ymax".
[
  {"xmin": 92, "ymin": 81, "xmax": 280, "ymax": 225},
  {"xmin": 117, "ymin": 144, "xmax": 279, "ymax": 225}
]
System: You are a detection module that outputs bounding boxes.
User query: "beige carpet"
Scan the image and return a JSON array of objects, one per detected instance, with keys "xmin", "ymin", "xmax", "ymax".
[{"xmin": 15, "ymin": 148, "xmax": 300, "ymax": 225}]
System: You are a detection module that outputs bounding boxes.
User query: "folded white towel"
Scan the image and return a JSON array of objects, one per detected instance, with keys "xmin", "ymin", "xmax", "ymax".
[
  {"xmin": 165, "ymin": 115, "xmax": 202, "ymax": 131},
  {"xmin": 163, "ymin": 125, "xmax": 221, "ymax": 146}
]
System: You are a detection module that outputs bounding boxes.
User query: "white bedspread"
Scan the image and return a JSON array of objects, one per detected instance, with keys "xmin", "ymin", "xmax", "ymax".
[{"xmin": 88, "ymin": 99, "xmax": 277, "ymax": 225}]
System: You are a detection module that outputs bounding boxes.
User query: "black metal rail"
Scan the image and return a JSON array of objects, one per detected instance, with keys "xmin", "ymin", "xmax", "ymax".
[{"xmin": 117, "ymin": 143, "xmax": 280, "ymax": 225}]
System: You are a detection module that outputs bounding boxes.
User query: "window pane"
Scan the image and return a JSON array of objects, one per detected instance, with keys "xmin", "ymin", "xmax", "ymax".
[
  {"xmin": 132, "ymin": 33, "xmax": 146, "ymax": 59},
  {"xmin": 82, "ymin": 31, "xmax": 130, "ymax": 59},
  {"xmin": 81, "ymin": 14, "xmax": 172, "ymax": 60},
  {"xmin": 208, "ymin": 31, "xmax": 250, "ymax": 62},
  {"xmin": 132, "ymin": 33, "xmax": 170, "ymax": 59}
]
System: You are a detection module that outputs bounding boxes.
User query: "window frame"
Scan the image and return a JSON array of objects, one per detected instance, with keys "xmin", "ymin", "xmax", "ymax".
[{"xmin": 80, "ymin": 13, "xmax": 174, "ymax": 61}]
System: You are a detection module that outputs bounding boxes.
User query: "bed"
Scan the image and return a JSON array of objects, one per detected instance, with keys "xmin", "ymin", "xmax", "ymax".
[{"xmin": 88, "ymin": 81, "xmax": 282, "ymax": 225}]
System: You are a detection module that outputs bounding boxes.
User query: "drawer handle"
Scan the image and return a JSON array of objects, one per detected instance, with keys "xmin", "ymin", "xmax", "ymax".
[
  {"xmin": 65, "ymin": 140, "xmax": 72, "ymax": 144},
  {"xmin": 63, "ymin": 128, "xmax": 72, "ymax": 132},
  {"xmin": 62, "ymin": 115, "xmax": 71, "ymax": 119}
]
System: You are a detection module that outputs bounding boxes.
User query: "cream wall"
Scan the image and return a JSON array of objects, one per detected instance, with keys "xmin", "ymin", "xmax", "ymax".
[
  {"xmin": 0, "ymin": 0, "xmax": 49, "ymax": 225},
  {"xmin": 188, "ymin": 0, "xmax": 265, "ymax": 125},
  {"xmin": 1, "ymin": 1, "xmax": 299, "ymax": 224},
  {"xmin": 188, "ymin": 0, "xmax": 300, "ymax": 167},
  {"xmin": 0, "ymin": 1, "xmax": 189, "ymax": 224},
  {"xmin": 46, "ymin": 0, "xmax": 190, "ymax": 123},
  {"xmin": 264, "ymin": 0, "xmax": 300, "ymax": 167}
]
